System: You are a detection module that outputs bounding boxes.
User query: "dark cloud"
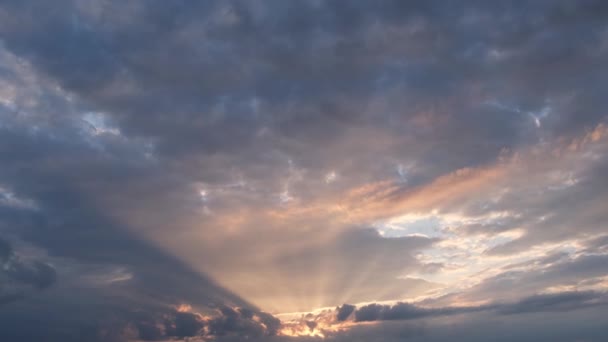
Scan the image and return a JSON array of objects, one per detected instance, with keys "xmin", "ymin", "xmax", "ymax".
[
  {"xmin": 0, "ymin": 238, "xmax": 56, "ymax": 305},
  {"xmin": 0, "ymin": 238, "xmax": 11, "ymax": 261},
  {"xmin": 320, "ymin": 306, "xmax": 608, "ymax": 342},
  {"xmin": 129, "ymin": 305, "xmax": 281, "ymax": 340},
  {"xmin": 207, "ymin": 306, "xmax": 281, "ymax": 338},
  {"xmin": 343, "ymin": 290, "xmax": 608, "ymax": 323},
  {"xmin": 0, "ymin": 289, "xmax": 281, "ymax": 342},
  {"xmin": 497, "ymin": 291, "xmax": 607, "ymax": 315},
  {"xmin": 5, "ymin": 259, "xmax": 56, "ymax": 290},
  {"xmin": 1, "ymin": 0, "xmax": 606, "ymax": 178},
  {"xmin": 264, "ymin": 291, "xmax": 608, "ymax": 342},
  {"xmin": 353, "ymin": 302, "xmax": 483, "ymax": 323},
  {"xmin": 336, "ymin": 304, "xmax": 356, "ymax": 321}
]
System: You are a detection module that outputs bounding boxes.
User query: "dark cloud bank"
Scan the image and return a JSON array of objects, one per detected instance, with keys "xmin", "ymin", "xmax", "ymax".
[
  {"xmin": 277, "ymin": 291, "xmax": 608, "ymax": 342},
  {"xmin": 338, "ymin": 290, "xmax": 608, "ymax": 323}
]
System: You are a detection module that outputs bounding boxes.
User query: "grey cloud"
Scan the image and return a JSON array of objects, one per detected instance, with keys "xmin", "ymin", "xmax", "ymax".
[
  {"xmin": 497, "ymin": 290, "xmax": 607, "ymax": 315},
  {"xmin": 130, "ymin": 305, "xmax": 281, "ymax": 340},
  {"xmin": 260, "ymin": 291, "xmax": 608, "ymax": 342},
  {"xmin": 0, "ymin": 94, "xmax": 259, "ymax": 342},
  {"xmin": 584, "ymin": 235, "xmax": 608, "ymax": 254},
  {"xmin": 0, "ymin": 238, "xmax": 56, "ymax": 305},
  {"xmin": 0, "ymin": 67, "xmax": 253, "ymax": 312},
  {"xmin": 353, "ymin": 302, "xmax": 483, "ymax": 323},
  {"xmin": 5, "ymin": 259, "xmax": 56, "ymax": 290},
  {"xmin": 164, "ymin": 312, "xmax": 206, "ymax": 338},
  {"xmin": 0, "ymin": 1, "xmax": 608, "ymax": 341},
  {"xmin": 320, "ymin": 306, "xmax": 608, "ymax": 342},
  {"xmin": 353, "ymin": 303, "xmax": 384, "ymax": 322},
  {"xmin": 0, "ymin": 39, "xmax": 278, "ymax": 342},
  {"xmin": 343, "ymin": 290, "xmax": 608, "ymax": 323},
  {"xmin": 439, "ymin": 253, "xmax": 608, "ymax": 305},
  {"xmin": 207, "ymin": 306, "xmax": 281, "ymax": 338},
  {"xmin": 2, "ymin": 0, "xmax": 606, "ymax": 176},
  {"xmin": 0, "ymin": 0, "xmax": 606, "ymax": 258},
  {"xmin": 336, "ymin": 304, "xmax": 355, "ymax": 321},
  {"xmin": 442, "ymin": 129, "xmax": 608, "ymax": 256},
  {"xmin": 0, "ymin": 285, "xmax": 281, "ymax": 342},
  {"xmin": 0, "ymin": 237, "xmax": 11, "ymax": 261}
]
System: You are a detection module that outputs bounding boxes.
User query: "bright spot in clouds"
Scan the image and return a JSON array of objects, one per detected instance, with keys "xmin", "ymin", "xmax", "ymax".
[{"xmin": 325, "ymin": 171, "xmax": 338, "ymax": 184}]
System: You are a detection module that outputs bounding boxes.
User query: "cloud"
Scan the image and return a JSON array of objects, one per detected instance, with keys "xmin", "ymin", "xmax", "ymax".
[
  {"xmin": 2, "ymin": 0, "xmax": 606, "ymax": 176},
  {"xmin": 0, "ymin": 238, "xmax": 56, "ymax": 305},
  {"xmin": 206, "ymin": 306, "xmax": 282, "ymax": 338},
  {"xmin": 0, "ymin": 1, "xmax": 607, "ymax": 341},
  {"xmin": 302, "ymin": 290, "xmax": 608, "ymax": 326},
  {"xmin": 0, "ymin": 237, "xmax": 12, "ymax": 261},
  {"xmin": 320, "ymin": 305, "xmax": 608, "ymax": 342},
  {"xmin": 273, "ymin": 290, "xmax": 608, "ymax": 342},
  {"xmin": 336, "ymin": 304, "xmax": 356, "ymax": 321},
  {"xmin": 0, "ymin": 264, "xmax": 283, "ymax": 342},
  {"xmin": 445, "ymin": 253, "xmax": 608, "ymax": 304},
  {"xmin": 352, "ymin": 301, "xmax": 483, "ymax": 323},
  {"xmin": 497, "ymin": 291, "xmax": 607, "ymax": 315}
]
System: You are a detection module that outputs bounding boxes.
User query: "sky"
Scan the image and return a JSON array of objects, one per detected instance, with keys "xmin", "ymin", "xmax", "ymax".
[{"xmin": 0, "ymin": 1, "xmax": 608, "ymax": 341}]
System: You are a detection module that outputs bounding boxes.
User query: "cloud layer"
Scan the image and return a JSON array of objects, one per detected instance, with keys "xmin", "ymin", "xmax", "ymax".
[{"xmin": 0, "ymin": 0, "xmax": 608, "ymax": 341}]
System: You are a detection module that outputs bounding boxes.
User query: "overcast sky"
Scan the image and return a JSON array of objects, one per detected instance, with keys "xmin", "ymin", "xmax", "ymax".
[{"xmin": 1, "ymin": 1, "xmax": 608, "ymax": 341}]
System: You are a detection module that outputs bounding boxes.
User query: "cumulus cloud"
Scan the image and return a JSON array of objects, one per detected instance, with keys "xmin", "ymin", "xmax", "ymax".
[
  {"xmin": 127, "ymin": 305, "xmax": 282, "ymax": 341},
  {"xmin": 336, "ymin": 304, "xmax": 356, "ymax": 322}
]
